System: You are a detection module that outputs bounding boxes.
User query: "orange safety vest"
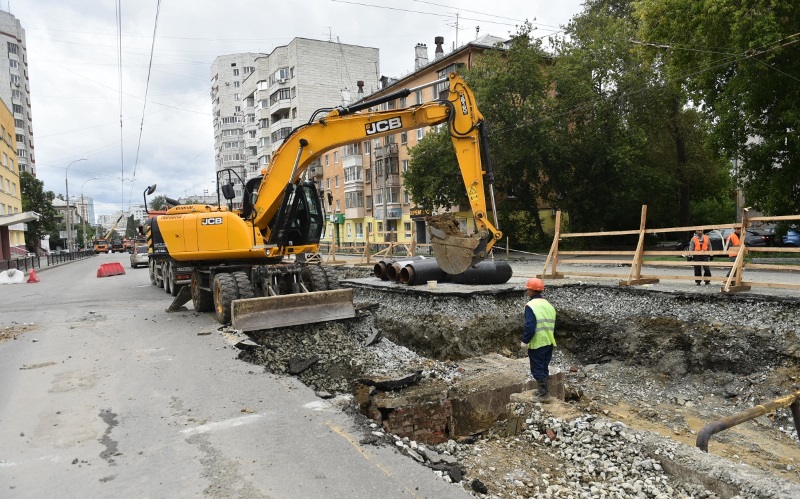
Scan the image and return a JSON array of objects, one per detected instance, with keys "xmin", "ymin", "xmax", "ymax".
[
  {"xmin": 692, "ymin": 235, "xmax": 709, "ymax": 252},
  {"xmin": 726, "ymin": 231, "xmax": 741, "ymax": 258}
]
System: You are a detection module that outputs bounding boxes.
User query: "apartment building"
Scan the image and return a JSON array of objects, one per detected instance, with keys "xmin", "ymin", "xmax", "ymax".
[
  {"xmin": 213, "ymin": 39, "xmax": 379, "ymax": 209},
  {"xmin": 321, "ymin": 35, "xmax": 506, "ymax": 248},
  {"xmin": 0, "ymin": 10, "xmax": 34, "ymax": 176},
  {"xmin": 0, "ymin": 96, "xmax": 24, "ymax": 257}
]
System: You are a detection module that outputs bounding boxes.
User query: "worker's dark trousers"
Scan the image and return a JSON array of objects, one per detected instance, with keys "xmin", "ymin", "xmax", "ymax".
[
  {"xmin": 528, "ymin": 344, "xmax": 553, "ymax": 381},
  {"xmin": 693, "ymin": 255, "xmax": 711, "ymax": 283}
]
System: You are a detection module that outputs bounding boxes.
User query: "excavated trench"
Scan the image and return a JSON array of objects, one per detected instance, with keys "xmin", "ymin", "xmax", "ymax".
[{"xmin": 237, "ymin": 267, "xmax": 800, "ymax": 497}]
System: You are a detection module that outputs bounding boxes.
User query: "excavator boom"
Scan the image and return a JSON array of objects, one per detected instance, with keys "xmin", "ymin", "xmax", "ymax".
[{"xmin": 252, "ymin": 73, "xmax": 501, "ymax": 273}]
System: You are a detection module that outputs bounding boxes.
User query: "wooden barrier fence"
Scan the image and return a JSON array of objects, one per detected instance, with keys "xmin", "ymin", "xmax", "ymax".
[{"xmin": 540, "ymin": 206, "xmax": 800, "ymax": 293}]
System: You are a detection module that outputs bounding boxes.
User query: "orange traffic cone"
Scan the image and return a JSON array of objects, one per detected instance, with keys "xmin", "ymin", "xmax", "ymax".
[{"xmin": 27, "ymin": 268, "xmax": 40, "ymax": 283}]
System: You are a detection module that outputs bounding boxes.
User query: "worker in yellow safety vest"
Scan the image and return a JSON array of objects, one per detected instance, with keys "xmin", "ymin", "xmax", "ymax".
[
  {"xmin": 725, "ymin": 227, "xmax": 742, "ymax": 277},
  {"xmin": 689, "ymin": 229, "xmax": 711, "ymax": 285},
  {"xmin": 521, "ymin": 277, "xmax": 557, "ymax": 403}
]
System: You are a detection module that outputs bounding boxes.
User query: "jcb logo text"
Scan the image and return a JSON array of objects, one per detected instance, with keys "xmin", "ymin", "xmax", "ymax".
[
  {"xmin": 201, "ymin": 217, "xmax": 223, "ymax": 226},
  {"xmin": 365, "ymin": 117, "xmax": 402, "ymax": 135}
]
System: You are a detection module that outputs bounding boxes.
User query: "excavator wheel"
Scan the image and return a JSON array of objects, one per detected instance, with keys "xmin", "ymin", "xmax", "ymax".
[
  {"xmin": 213, "ymin": 273, "xmax": 237, "ymax": 324},
  {"xmin": 231, "ymin": 271, "xmax": 255, "ymax": 299},
  {"xmin": 149, "ymin": 260, "xmax": 157, "ymax": 285},
  {"xmin": 191, "ymin": 270, "xmax": 213, "ymax": 312},
  {"xmin": 169, "ymin": 264, "xmax": 181, "ymax": 297},
  {"xmin": 324, "ymin": 267, "xmax": 341, "ymax": 290},
  {"xmin": 162, "ymin": 262, "xmax": 171, "ymax": 294},
  {"xmin": 301, "ymin": 265, "xmax": 328, "ymax": 292}
]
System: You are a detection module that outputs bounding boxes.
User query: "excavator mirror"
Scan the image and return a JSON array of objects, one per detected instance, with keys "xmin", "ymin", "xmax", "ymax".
[
  {"xmin": 146, "ymin": 184, "xmax": 157, "ymax": 195},
  {"xmin": 221, "ymin": 183, "xmax": 236, "ymax": 200}
]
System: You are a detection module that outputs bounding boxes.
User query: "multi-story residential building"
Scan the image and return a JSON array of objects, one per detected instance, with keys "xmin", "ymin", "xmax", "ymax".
[
  {"xmin": 211, "ymin": 53, "xmax": 260, "ymax": 204},
  {"xmin": 214, "ymin": 38, "xmax": 380, "ymax": 209},
  {"xmin": 0, "ymin": 10, "xmax": 34, "ymax": 176},
  {"xmin": 320, "ymin": 35, "xmax": 507, "ymax": 248},
  {"xmin": 0, "ymin": 96, "xmax": 25, "ymax": 257}
]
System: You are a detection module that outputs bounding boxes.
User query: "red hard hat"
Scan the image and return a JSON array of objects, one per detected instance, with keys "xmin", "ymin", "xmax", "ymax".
[{"xmin": 526, "ymin": 278, "xmax": 545, "ymax": 291}]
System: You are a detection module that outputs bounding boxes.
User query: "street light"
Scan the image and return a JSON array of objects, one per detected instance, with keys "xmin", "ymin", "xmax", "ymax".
[
  {"xmin": 65, "ymin": 158, "xmax": 87, "ymax": 253},
  {"xmin": 80, "ymin": 177, "xmax": 99, "ymax": 249}
]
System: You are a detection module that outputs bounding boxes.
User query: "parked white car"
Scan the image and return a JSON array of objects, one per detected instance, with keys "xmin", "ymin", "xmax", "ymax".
[{"xmin": 130, "ymin": 245, "xmax": 150, "ymax": 268}]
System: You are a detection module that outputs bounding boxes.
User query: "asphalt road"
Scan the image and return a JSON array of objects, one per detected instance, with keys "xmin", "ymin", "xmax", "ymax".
[{"xmin": 0, "ymin": 253, "xmax": 470, "ymax": 498}]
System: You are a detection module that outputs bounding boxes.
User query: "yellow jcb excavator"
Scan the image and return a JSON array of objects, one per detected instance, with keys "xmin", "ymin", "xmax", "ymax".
[{"xmin": 146, "ymin": 72, "xmax": 502, "ymax": 330}]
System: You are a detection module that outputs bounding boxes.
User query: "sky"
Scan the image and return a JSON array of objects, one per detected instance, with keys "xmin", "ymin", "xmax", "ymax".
[{"xmin": 10, "ymin": 0, "xmax": 584, "ymax": 220}]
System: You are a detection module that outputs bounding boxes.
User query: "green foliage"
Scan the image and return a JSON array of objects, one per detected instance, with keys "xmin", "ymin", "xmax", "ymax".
[
  {"xmin": 149, "ymin": 195, "xmax": 167, "ymax": 211},
  {"xmin": 633, "ymin": 0, "xmax": 800, "ymax": 214},
  {"xmin": 19, "ymin": 172, "xmax": 59, "ymax": 251},
  {"xmin": 544, "ymin": 0, "xmax": 733, "ymax": 231},
  {"xmin": 403, "ymin": 127, "xmax": 467, "ymax": 211}
]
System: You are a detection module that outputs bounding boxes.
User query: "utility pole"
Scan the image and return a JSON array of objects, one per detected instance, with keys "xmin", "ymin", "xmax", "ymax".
[{"xmin": 64, "ymin": 158, "xmax": 87, "ymax": 252}]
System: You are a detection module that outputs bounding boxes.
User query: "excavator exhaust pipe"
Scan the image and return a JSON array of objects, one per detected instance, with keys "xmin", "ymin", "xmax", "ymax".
[{"xmin": 231, "ymin": 288, "xmax": 355, "ymax": 332}]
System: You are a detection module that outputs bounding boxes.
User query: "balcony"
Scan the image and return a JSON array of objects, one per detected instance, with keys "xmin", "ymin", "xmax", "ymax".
[
  {"xmin": 342, "ymin": 154, "xmax": 362, "ymax": 169},
  {"xmin": 345, "ymin": 207, "xmax": 365, "ymax": 219},
  {"xmin": 374, "ymin": 143, "xmax": 398, "ymax": 159},
  {"xmin": 373, "ymin": 204, "xmax": 403, "ymax": 220},
  {"xmin": 270, "ymin": 98, "xmax": 291, "ymax": 114}
]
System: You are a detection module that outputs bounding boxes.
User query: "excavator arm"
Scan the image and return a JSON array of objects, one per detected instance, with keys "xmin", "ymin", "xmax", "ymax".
[{"xmin": 252, "ymin": 72, "xmax": 502, "ymax": 274}]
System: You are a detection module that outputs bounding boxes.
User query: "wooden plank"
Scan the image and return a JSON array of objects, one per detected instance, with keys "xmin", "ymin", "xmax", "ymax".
[
  {"xmin": 748, "ymin": 215, "xmax": 800, "ymax": 222},
  {"xmin": 560, "ymin": 229, "xmax": 642, "ymax": 238},
  {"xmin": 619, "ymin": 278, "xmax": 659, "ymax": 287},
  {"xmin": 538, "ymin": 273, "xmax": 565, "ymax": 279},
  {"xmin": 746, "ymin": 247, "xmax": 800, "ymax": 253},
  {"xmin": 557, "ymin": 259, "xmax": 634, "ymax": 265},
  {"xmin": 744, "ymin": 263, "xmax": 800, "ymax": 271},
  {"xmin": 558, "ymin": 271, "xmax": 631, "ymax": 278},
  {"xmin": 560, "ymin": 250, "xmax": 637, "ymax": 255},
  {"xmin": 721, "ymin": 285, "xmax": 752, "ymax": 294},
  {"xmin": 643, "ymin": 261, "xmax": 735, "ymax": 268}
]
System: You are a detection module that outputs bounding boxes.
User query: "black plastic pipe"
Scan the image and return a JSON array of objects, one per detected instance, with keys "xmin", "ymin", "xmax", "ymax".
[
  {"xmin": 399, "ymin": 258, "xmax": 448, "ymax": 285},
  {"xmin": 386, "ymin": 257, "xmax": 429, "ymax": 281},
  {"xmin": 374, "ymin": 256, "xmax": 425, "ymax": 280},
  {"xmin": 447, "ymin": 260, "xmax": 513, "ymax": 285}
]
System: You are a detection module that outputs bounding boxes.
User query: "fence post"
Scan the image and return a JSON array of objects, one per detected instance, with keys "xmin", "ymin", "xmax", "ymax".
[
  {"xmin": 723, "ymin": 208, "xmax": 752, "ymax": 293},
  {"xmin": 622, "ymin": 205, "xmax": 659, "ymax": 287},
  {"xmin": 541, "ymin": 210, "xmax": 562, "ymax": 279}
]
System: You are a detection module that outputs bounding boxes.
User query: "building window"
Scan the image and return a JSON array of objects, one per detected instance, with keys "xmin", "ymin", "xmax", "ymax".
[
  {"xmin": 402, "ymin": 160, "xmax": 409, "ymax": 173},
  {"xmin": 415, "ymin": 90, "xmax": 423, "ymax": 105},
  {"xmin": 355, "ymin": 222, "xmax": 363, "ymax": 238},
  {"xmin": 9, "ymin": 59, "xmax": 17, "ymax": 69},
  {"xmin": 333, "ymin": 151, "xmax": 338, "ymax": 163},
  {"xmin": 400, "ymin": 96, "xmax": 406, "ymax": 107},
  {"xmin": 346, "ymin": 223, "xmax": 352, "ymax": 238},
  {"xmin": 7, "ymin": 42, "xmax": 18, "ymax": 55},
  {"xmin": 363, "ymin": 140, "xmax": 370, "ymax": 154},
  {"xmin": 404, "ymin": 190, "xmax": 410, "ymax": 204},
  {"xmin": 234, "ymin": 93, "xmax": 242, "ymax": 100},
  {"xmin": 325, "ymin": 155, "xmax": 329, "ymax": 166},
  {"xmin": 326, "ymin": 178, "xmax": 331, "ymax": 190},
  {"xmin": 404, "ymin": 222, "xmax": 412, "ymax": 237},
  {"xmin": 417, "ymin": 128, "xmax": 424, "ymax": 140},
  {"xmin": 10, "ymin": 74, "xmax": 19, "ymax": 85},
  {"xmin": 400, "ymin": 131, "xmax": 407, "ymax": 144},
  {"xmin": 334, "ymin": 175, "xmax": 339, "ymax": 187},
  {"xmin": 335, "ymin": 200, "xmax": 340, "ymax": 212},
  {"xmin": 233, "ymin": 69, "xmax": 240, "ymax": 76},
  {"xmin": 234, "ymin": 106, "xmax": 241, "ymax": 112},
  {"xmin": 233, "ymin": 81, "xmax": 240, "ymax": 88}
]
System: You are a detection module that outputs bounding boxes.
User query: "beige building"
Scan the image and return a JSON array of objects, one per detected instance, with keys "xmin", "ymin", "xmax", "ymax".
[{"xmin": 320, "ymin": 35, "xmax": 506, "ymax": 248}]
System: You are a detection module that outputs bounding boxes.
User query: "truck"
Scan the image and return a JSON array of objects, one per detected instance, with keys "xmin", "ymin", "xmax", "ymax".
[
  {"xmin": 146, "ymin": 72, "xmax": 501, "ymax": 330},
  {"xmin": 93, "ymin": 215, "xmax": 125, "ymax": 254}
]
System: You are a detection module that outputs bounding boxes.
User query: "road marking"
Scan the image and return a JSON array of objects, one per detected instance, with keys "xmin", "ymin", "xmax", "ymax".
[
  {"xmin": 181, "ymin": 413, "xmax": 267, "ymax": 436},
  {"xmin": 0, "ymin": 455, "xmax": 63, "ymax": 468},
  {"xmin": 326, "ymin": 422, "xmax": 421, "ymax": 498}
]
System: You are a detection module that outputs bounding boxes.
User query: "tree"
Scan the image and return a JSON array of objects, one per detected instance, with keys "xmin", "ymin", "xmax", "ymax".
[
  {"xmin": 19, "ymin": 172, "xmax": 59, "ymax": 252},
  {"xmin": 465, "ymin": 22, "xmax": 555, "ymax": 245},
  {"xmin": 633, "ymin": 0, "xmax": 800, "ymax": 215},
  {"xmin": 549, "ymin": 0, "xmax": 732, "ymax": 229},
  {"xmin": 403, "ymin": 128, "xmax": 469, "ymax": 211},
  {"xmin": 149, "ymin": 195, "xmax": 167, "ymax": 211}
]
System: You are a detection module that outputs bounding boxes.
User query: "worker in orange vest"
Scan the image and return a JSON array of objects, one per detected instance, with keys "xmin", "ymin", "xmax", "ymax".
[
  {"xmin": 689, "ymin": 229, "xmax": 711, "ymax": 285},
  {"xmin": 725, "ymin": 227, "xmax": 742, "ymax": 277}
]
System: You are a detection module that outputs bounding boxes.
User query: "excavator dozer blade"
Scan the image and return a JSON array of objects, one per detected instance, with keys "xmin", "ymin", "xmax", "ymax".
[
  {"xmin": 429, "ymin": 226, "xmax": 486, "ymax": 275},
  {"xmin": 231, "ymin": 288, "xmax": 355, "ymax": 332}
]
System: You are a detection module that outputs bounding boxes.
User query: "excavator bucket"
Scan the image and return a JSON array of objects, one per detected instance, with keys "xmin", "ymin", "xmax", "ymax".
[
  {"xmin": 428, "ymin": 220, "xmax": 486, "ymax": 275},
  {"xmin": 231, "ymin": 288, "xmax": 355, "ymax": 332}
]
